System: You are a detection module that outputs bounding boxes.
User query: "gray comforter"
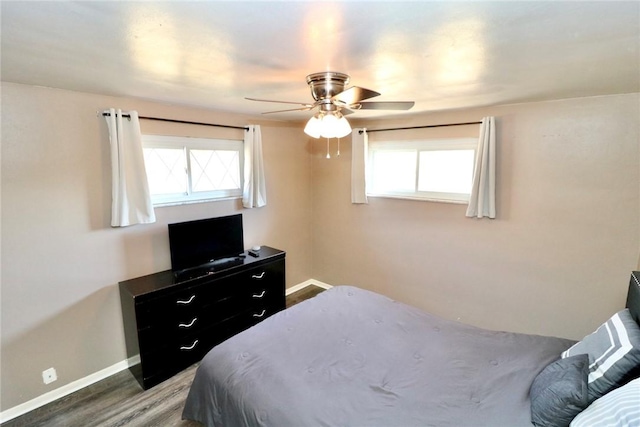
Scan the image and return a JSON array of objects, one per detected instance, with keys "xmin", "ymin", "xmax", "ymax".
[{"xmin": 183, "ymin": 286, "xmax": 574, "ymax": 426}]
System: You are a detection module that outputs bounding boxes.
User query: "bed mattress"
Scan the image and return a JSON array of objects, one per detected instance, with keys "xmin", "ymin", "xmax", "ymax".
[{"xmin": 183, "ymin": 285, "xmax": 574, "ymax": 426}]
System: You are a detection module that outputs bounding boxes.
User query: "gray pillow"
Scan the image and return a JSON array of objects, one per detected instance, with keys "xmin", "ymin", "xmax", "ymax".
[
  {"xmin": 530, "ymin": 354, "xmax": 590, "ymax": 427},
  {"xmin": 562, "ymin": 308, "xmax": 640, "ymax": 401}
]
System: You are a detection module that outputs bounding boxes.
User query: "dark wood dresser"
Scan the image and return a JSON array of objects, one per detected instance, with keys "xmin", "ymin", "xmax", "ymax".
[{"xmin": 119, "ymin": 246, "xmax": 285, "ymax": 389}]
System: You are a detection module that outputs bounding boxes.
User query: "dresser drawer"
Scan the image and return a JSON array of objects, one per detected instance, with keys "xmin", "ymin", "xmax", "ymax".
[
  {"xmin": 245, "ymin": 284, "xmax": 283, "ymax": 309},
  {"xmin": 243, "ymin": 301, "xmax": 282, "ymax": 325},
  {"xmin": 243, "ymin": 261, "xmax": 284, "ymax": 286},
  {"xmin": 140, "ymin": 314, "xmax": 255, "ymax": 386},
  {"xmin": 241, "ymin": 261, "xmax": 285, "ymax": 302},
  {"xmin": 135, "ymin": 278, "xmax": 239, "ymax": 329},
  {"xmin": 137, "ymin": 292, "xmax": 247, "ymax": 352}
]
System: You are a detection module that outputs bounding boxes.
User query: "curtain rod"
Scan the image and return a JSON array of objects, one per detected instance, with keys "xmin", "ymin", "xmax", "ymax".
[
  {"xmin": 360, "ymin": 121, "xmax": 482, "ymax": 134},
  {"xmin": 101, "ymin": 112, "xmax": 249, "ymax": 131}
]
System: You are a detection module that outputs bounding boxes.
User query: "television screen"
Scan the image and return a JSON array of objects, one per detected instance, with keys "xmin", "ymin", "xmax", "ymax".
[{"xmin": 168, "ymin": 214, "xmax": 244, "ymax": 272}]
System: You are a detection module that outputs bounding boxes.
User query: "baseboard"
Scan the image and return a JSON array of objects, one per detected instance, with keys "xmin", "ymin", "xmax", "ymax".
[
  {"xmin": 0, "ymin": 355, "xmax": 140, "ymax": 424},
  {"xmin": 1, "ymin": 279, "xmax": 330, "ymax": 423},
  {"xmin": 286, "ymin": 279, "xmax": 333, "ymax": 295}
]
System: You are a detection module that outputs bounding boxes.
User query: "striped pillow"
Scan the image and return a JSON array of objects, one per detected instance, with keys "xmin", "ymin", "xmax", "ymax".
[
  {"xmin": 570, "ymin": 377, "xmax": 640, "ymax": 427},
  {"xmin": 562, "ymin": 309, "xmax": 640, "ymax": 402}
]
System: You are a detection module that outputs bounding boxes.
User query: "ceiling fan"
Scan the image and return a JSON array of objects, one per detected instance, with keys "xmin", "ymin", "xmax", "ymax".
[{"xmin": 246, "ymin": 71, "xmax": 415, "ymax": 138}]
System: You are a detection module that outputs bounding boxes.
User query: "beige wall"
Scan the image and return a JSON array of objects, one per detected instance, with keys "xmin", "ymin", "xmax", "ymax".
[
  {"xmin": 0, "ymin": 82, "xmax": 313, "ymax": 410},
  {"xmin": 1, "ymin": 82, "xmax": 639, "ymax": 413},
  {"xmin": 312, "ymin": 94, "xmax": 639, "ymax": 341}
]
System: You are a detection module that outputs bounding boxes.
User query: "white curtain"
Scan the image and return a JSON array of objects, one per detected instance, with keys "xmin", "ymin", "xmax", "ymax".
[
  {"xmin": 243, "ymin": 125, "xmax": 267, "ymax": 208},
  {"xmin": 351, "ymin": 128, "xmax": 368, "ymax": 204},
  {"xmin": 105, "ymin": 108, "xmax": 156, "ymax": 227},
  {"xmin": 466, "ymin": 116, "xmax": 496, "ymax": 219}
]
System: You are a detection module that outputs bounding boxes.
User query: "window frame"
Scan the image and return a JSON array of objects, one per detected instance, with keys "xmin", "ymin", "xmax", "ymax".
[
  {"xmin": 367, "ymin": 138, "xmax": 477, "ymax": 204},
  {"xmin": 142, "ymin": 135, "xmax": 244, "ymax": 207}
]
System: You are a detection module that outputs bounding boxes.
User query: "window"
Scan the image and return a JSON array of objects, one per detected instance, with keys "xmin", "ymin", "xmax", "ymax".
[
  {"xmin": 367, "ymin": 138, "xmax": 476, "ymax": 203},
  {"xmin": 142, "ymin": 135, "xmax": 244, "ymax": 206}
]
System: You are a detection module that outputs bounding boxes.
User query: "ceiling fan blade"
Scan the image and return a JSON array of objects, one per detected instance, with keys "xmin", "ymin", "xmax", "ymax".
[
  {"xmin": 356, "ymin": 101, "xmax": 415, "ymax": 110},
  {"xmin": 245, "ymin": 97, "xmax": 313, "ymax": 108},
  {"xmin": 261, "ymin": 106, "xmax": 315, "ymax": 115},
  {"xmin": 332, "ymin": 86, "xmax": 381, "ymax": 105}
]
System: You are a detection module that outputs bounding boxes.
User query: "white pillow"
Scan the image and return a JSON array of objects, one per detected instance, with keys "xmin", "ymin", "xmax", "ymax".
[{"xmin": 570, "ymin": 377, "xmax": 640, "ymax": 426}]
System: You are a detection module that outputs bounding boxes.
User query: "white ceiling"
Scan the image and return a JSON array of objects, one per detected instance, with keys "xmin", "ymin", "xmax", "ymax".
[{"xmin": 2, "ymin": 1, "xmax": 638, "ymax": 122}]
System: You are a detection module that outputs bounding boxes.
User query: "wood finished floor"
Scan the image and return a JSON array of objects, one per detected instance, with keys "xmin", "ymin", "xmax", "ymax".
[
  {"xmin": 2, "ymin": 285, "xmax": 326, "ymax": 427},
  {"xmin": 285, "ymin": 284, "xmax": 325, "ymax": 308}
]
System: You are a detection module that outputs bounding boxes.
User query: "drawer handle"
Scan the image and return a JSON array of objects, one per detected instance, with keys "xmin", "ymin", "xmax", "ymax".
[
  {"xmin": 176, "ymin": 295, "xmax": 196, "ymax": 305},
  {"xmin": 252, "ymin": 291, "xmax": 266, "ymax": 298},
  {"xmin": 178, "ymin": 317, "xmax": 198, "ymax": 328},
  {"xmin": 180, "ymin": 340, "xmax": 199, "ymax": 351},
  {"xmin": 253, "ymin": 309, "xmax": 266, "ymax": 318},
  {"xmin": 252, "ymin": 272, "xmax": 266, "ymax": 280}
]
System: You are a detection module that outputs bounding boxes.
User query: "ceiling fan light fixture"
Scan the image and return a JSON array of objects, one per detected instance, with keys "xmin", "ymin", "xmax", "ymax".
[
  {"xmin": 249, "ymin": 71, "xmax": 414, "ymax": 134},
  {"xmin": 304, "ymin": 114, "xmax": 323, "ymax": 138},
  {"xmin": 306, "ymin": 112, "xmax": 351, "ymax": 139},
  {"xmin": 335, "ymin": 113, "xmax": 352, "ymax": 138},
  {"xmin": 319, "ymin": 113, "xmax": 340, "ymax": 138}
]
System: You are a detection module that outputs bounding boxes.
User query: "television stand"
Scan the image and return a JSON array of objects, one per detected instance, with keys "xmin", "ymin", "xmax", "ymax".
[{"xmin": 119, "ymin": 246, "xmax": 286, "ymax": 389}]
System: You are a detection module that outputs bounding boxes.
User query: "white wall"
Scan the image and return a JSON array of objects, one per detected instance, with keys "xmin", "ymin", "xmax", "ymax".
[{"xmin": 0, "ymin": 82, "xmax": 314, "ymax": 411}]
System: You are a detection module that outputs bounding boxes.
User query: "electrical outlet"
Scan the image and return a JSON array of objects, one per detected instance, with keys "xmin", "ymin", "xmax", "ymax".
[{"xmin": 42, "ymin": 367, "xmax": 57, "ymax": 384}]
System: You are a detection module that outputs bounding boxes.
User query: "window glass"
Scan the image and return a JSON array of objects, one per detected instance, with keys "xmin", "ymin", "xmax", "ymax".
[
  {"xmin": 142, "ymin": 135, "xmax": 243, "ymax": 206},
  {"xmin": 418, "ymin": 150, "xmax": 475, "ymax": 194},
  {"xmin": 190, "ymin": 149, "xmax": 241, "ymax": 192},
  {"xmin": 144, "ymin": 147, "xmax": 187, "ymax": 195},
  {"xmin": 370, "ymin": 150, "xmax": 416, "ymax": 193},
  {"xmin": 367, "ymin": 138, "xmax": 476, "ymax": 203}
]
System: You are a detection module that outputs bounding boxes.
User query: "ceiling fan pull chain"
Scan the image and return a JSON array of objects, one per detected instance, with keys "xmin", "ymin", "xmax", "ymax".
[
  {"xmin": 326, "ymin": 138, "xmax": 331, "ymax": 159},
  {"xmin": 336, "ymin": 138, "xmax": 341, "ymax": 157}
]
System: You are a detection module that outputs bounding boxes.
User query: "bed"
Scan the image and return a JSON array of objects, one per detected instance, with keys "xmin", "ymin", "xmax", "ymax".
[{"xmin": 183, "ymin": 273, "xmax": 640, "ymax": 427}]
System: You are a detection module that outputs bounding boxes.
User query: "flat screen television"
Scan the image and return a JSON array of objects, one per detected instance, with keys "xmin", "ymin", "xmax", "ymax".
[{"xmin": 168, "ymin": 214, "xmax": 244, "ymax": 272}]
